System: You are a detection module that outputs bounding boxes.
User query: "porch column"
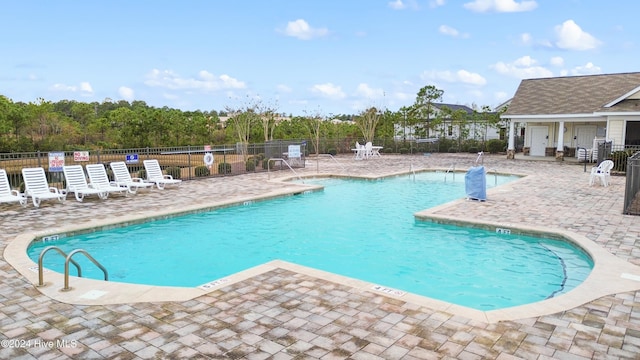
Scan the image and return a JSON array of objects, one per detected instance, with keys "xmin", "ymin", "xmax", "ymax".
[
  {"xmin": 506, "ymin": 120, "xmax": 516, "ymax": 159},
  {"xmin": 556, "ymin": 120, "xmax": 565, "ymax": 161}
]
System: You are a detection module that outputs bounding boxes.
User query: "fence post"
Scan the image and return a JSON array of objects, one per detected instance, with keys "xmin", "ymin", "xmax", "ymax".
[
  {"xmin": 96, "ymin": 150, "xmax": 101, "ymax": 164},
  {"xmin": 188, "ymin": 145, "xmax": 192, "ymax": 180}
]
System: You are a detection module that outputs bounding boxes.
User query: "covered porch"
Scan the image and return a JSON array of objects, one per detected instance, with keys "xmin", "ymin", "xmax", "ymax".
[{"xmin": 506, "ymin": 119, "xmax": 607, "ymax": 162}]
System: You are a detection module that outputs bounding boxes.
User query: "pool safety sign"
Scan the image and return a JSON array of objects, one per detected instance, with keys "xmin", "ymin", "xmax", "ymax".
[
  {"xmin": 73, "ymin": 151, "xmax": 90, "ymax": 162},
  {"xmin": 126, "ymin": 153, "xmax": 139, "ymax": 164},
  {"xmin": 288, "ymin": 144, "xmax": 301, "ymax": 158},
  {"xmin": 48, "ymin": 152, "xmax": 65, "ymax": 172}
]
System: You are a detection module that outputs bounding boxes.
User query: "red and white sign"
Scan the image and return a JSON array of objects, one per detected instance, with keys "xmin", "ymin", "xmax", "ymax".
[{"xmin": 73, "ymin": 151, "xmax": 90, "ymax": 161}]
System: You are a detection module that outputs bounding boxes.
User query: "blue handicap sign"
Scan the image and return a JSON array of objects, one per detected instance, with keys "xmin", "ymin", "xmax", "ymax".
[{"xmin": 126, "ymin": 153, "xmax": 139, "ymax": 164}]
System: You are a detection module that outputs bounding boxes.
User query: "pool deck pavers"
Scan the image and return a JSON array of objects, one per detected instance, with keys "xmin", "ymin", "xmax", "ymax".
[{"xmin": 1, "ymin": 153, "xmax": 640, "ymax": 359}]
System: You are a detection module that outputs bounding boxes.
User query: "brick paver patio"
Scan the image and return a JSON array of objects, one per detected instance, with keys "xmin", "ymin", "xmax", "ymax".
[{"xmin": 1, "ymin": 153, "xmax": 639, "ymax": 359}]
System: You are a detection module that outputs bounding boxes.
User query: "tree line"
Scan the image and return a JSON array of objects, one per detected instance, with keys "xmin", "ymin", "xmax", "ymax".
[{"xmin": 0, "ymin": 85, "xmax": 504, "ymax": 153}]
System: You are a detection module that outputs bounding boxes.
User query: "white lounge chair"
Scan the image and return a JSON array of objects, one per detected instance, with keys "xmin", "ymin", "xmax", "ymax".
[
  {"xmin": 0, "ymin": 169, "xmax": 27, "ymax": 206},
  {"xmin": 143, "ymin": 159, "xmax": 182, "ymax": 189},
  {"xmin": 85, "ymin": 164, "xmax": 129, "ymax": 197},
  {"xmin": 63, "ymin": 165, "xmax": 108, "ymax": 202},
  {"xmin": 109, "ymin": 161, "xmax": 154, "ymax": 194},
  {"xmin": 22, "ymin": 167, "xmax": 66, "ymax": 207},
  {"xmin": 589, "ymin": 160, "xmax": 614, "ymax": 187}
]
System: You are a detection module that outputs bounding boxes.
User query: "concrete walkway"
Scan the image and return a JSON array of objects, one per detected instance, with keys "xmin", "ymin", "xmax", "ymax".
[{"xmin": 1, "ymin": 153, "xmax": 639, "ymax": 359}]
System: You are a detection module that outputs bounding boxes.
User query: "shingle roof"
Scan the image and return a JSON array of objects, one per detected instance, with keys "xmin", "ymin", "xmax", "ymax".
[
  {"xmin": 503, "ymin": 72, "xmax": 640, "ymax": 116},
  {"xmin": 433, "ymin": 103, "xmax": 474, "ymax": 114}
]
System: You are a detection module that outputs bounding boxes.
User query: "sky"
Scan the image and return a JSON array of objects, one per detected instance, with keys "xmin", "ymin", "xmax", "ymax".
[{"xmin": 2, "ymin": 0, "xmax": 638, "ymax": 116}]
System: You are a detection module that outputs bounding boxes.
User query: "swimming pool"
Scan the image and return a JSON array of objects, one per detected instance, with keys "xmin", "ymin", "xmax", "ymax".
[{"xmin": 28, "ymin": 172, "xmax": 593, "ymax": 311}]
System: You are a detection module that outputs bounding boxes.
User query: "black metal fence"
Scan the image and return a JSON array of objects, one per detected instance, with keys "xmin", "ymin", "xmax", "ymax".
[
  {"xmin": 624, "ymin": 152, "xmax": 640, "ymax": 215},
  {"xmin": 596, "ymin": 142, "xmax": 640, "ymax": 174},
  {"xmin": 0, "ymin": 141, "xmax": 306, "ymax": 190}
]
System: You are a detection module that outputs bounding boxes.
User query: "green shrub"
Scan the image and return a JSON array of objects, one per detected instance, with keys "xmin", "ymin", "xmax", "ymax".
[
  {"xmin": 486, "ymin": 139, "xmax": 507, "ymax": 154},
  {"xmin": 255, "ymin": 153, "xmax": 265, "ymax": 161},
  {"xmin": 194, "ymin": 166, "xmax": 210, "ymax": 177},
  {"xmin": 611, "ymin": 151, "xmax": 631, "ymax": 172},
  {"xmin": 218, "ymin": 162, "xmax": 232, "ymax": 174},
  {"xmin": 138, "ymin": 169, "xmax": 147, "ymax": 179},
  {"xmin": 262, "ymin": 159, "xmax": 276, "ymax": 169},
  {"xmin": 468, "ymin": 147, "xmax": 479, "ymax": 154},
  {"xmin": 447, "ymin": 147, "xmax": 458, "ymax": 153},
  {"xmin": 246, "ymin": 159, "xmax": 256, "ymax": 171},
  {"xmin": 166, "ymin": 166, "xmax": 181, "ymax": 179},
  {"xmin": 327, "ymin": 148, "xmax": 337, "ymax": 156},
  {"xmin": 399, "ymin": 147, "xmax": 409, "ymax": 154}
]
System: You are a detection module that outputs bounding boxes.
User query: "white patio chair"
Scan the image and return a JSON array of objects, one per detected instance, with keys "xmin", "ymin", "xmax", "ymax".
[
  {"xmin": 63, "ymin": 165, "xmax": 108, "ymax": 202},
  {"xmin": 109, "ymin": 161, "xmax": 154, "ymax": 195},
  {"xmin": 22, "ymin": 167, "xmax": 66, "ymax": 207},
  {"xmin": 85, "ymin": 164, "xmax": 129, "ymax": 197},
  {"xmin": 143, "ymin": 159, "xmax": 182, "ymax": 190},
  {"xmin": 353, "ymin": 142, "xmax": 366, "ymax": 160},
  {"xmin": 589, "ymin": 160, "xmax": 614, "ymax": 187},
  {"xmin": 0, "ymin": 169, "xmax": 27, "ymax": 206},
  {"xmin": 364, "ymin": 142, "xmax": 373, "ymax": 159}
]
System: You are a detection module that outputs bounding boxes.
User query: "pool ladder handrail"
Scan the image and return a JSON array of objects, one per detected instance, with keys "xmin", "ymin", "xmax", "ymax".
[
  {"xmin": 38, "ymin": 246, "xmax": 82, "ymax": 286},
  {"xmin": 444, "ymin": 163, "xmax": 456, "ymax": 182},
  {"xmin": 37, "ymin": 246, "xmax": 108, "ymax": 291},
  {"xmin": 64, "ymin": 249, "xmax": 108, "ymax": 291},
  {"xmin": 317, "ymin": 153, "xmax": 347, "ymax": 173},
  {"xmin": 268, "ymin": 157, "xmax": 304, "ymax": 183},
  {"xmin": 489, "ymin": 168, "xmax": 498, "ymax": 186}
]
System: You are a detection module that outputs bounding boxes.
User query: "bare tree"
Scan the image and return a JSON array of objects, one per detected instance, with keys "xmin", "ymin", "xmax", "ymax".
[
  {"xmin": 355, "ymin": 107, "xmax": 382, "ymax": 143},
  {"xmin": 304, "ymin": 108, "xmax": 324, "ymax": 157},
  {"xmin": 225, "ymin": 97, "xmax": 260, "ymax": 161}
]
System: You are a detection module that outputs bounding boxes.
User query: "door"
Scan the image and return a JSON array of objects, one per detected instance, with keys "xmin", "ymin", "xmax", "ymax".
[
  {"xmin": 529, "ymin": 126, "xmax": 548, "ymax": 156},
  {"xmin": 575, "ymin": 125, "xmax": 597, "ymax": 149}
]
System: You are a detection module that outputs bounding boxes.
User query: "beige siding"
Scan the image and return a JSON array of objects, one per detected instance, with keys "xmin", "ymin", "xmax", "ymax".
[{"xmin": 607, "ymin": 118, "xmax": 624, "ymax": 146}]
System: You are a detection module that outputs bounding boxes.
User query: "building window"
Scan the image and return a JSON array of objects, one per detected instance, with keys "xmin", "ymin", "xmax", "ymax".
[
  {"xmin": 626, "ymin": 121, "xmax": 640, "ymax": 145},
  {"xmin": 499, "ymin": 128, "xmax": 506, "ymax": 140}
]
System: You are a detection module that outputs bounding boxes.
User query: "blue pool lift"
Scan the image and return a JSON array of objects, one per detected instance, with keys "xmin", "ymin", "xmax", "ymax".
[{"xmin": 465, "ymin": 152, "xmax": 487, "ymax": 201}]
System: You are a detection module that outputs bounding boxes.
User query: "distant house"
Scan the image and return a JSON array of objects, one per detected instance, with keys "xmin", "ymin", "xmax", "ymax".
[
  {"xmin": 394, "ymin": 103, "xmax": 504, "ymax": 142},
  {"xmin": 502, "ymin": 72, "xmax": 640, "ymax": 160}
]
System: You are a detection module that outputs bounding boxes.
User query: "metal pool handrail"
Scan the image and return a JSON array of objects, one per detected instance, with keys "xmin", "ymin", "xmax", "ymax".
[
  {"xmin": 268, "ymin": 158, "xmax": 304, "ymax": 183},
  {"xmin": 38, "ymin": 246, "xmax": 82, "ymax": 286},
  {"xmin": 63, "ymin": 249, "xmax": 108, "ymax": 291}
]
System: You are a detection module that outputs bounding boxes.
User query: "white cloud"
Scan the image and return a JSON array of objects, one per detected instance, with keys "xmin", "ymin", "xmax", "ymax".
[
  {"xmin": 430, "ymin": 0, "xmax": 446, "ymax": 7},
  {"xmin": 464, "ymin": 0, "xmax": 537, "ymax": 13},
  {"xmin": 569, "ymin": 62, "xmax": 602, "ymax": 76},
  {"xmin": 520, "ymin": 33, "xmax": 532, "ymax": 45},
  {"xmin": 494, "ymin": 91, "xmax": 510, "ymax": 102},
  {"xmin": 554, "ymin": 20, "xmax": 601, "ymax": 51},
  {"xmin": 50, "ymin": 81, "xmax": 94, "ymax": 96},
  {"xmin": 282, "ymin": 19, "xmax": 329, "ymax": 40},
  {"xmin": 389, "ymin": 0, "xmax": 421, "ymax": 10},
  {"xmin": 276, "ymin": 84, "xmax": 292, "ymax": 93},
  {"xmin": 388, "ymin": 0, "xmax": 406, "ymax": 10},
  {"xmin": 550, "ymin": 56, "xmax": 564, "ymax": 67},
  {"xmin": 119, "ymin": 86, "xmax": 134, "ymax": 101},
  {"xmin": 439, "ymin": 25, "xmax": 469, "ymax": 38},
  {"xmin": 355, "ymin": 83, "xmax": 384, "ymax": 98},
  {"xmin": 491, "ymin": 56, "xmax": 553, "ymax": 79},
  {"xmin": 421, "ymin": 69, "xmax": 487, "ymax": 86},
  {"xmin": 79, "ymin": 82, "xmax": 93, "ymax": 94},
  {"xmin": 144, "ymin": 69, "xmax": 246, "ymax": 91},
  {"xmin": 50, "ymin": 83, "xmax": 76, "ymax": 92},
  {"xmin": 310, "ymin": 83, "xmax": 346, "ymax": 99}
]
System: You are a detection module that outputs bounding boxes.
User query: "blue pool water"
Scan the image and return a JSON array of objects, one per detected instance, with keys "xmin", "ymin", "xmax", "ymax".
[{"xmin": 28, "ymin": 172, "xmax": 593, "ymax": 310}]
